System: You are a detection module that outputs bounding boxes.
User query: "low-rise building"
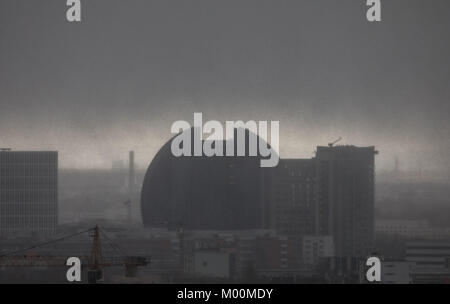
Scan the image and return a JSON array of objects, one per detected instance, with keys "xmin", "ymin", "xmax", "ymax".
[{"xmin": 302, "ymin": 236, "xmax": 334, "ymax": 269}]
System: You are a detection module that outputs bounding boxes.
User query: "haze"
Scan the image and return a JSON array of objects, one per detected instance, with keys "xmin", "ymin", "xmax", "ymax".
[{"xmin": 1, "ymin": 0, "xmax": 449, "ymax": 172}]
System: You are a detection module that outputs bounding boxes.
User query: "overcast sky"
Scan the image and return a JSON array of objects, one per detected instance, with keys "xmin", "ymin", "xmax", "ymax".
[{"xmin": 1, "ymin": 0, "xmax": 449, "ymax": 171}]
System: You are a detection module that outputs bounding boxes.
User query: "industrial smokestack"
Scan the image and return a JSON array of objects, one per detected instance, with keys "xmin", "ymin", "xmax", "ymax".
[
  {"xmin": 126, "ymin": 151, "xmax": 135, "ymax": 224},
  {"xmin": 128, "ymin": 151, "xmax": 135, "ymax": 195}
]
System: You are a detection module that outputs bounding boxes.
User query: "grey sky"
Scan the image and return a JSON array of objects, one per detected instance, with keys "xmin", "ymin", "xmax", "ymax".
[{"xmin": 1, "ymin": 0, "xmax": 449, "ymax": 171}]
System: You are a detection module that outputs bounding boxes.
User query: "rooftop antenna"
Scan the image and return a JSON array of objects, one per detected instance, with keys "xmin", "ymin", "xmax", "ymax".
[{"xmin": 328, "ymin": 137, "xmax": 342, "ymax": 147}]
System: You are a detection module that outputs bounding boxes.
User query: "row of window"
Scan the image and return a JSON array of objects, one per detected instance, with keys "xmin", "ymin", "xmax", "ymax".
[
  {"xmin": 0, "ymin": 203, "xmax": 57, "ymax": 215},
  {"xmin": 0, "ymin": 152, "xmax": 57, "ymax": 161},
  {"xmin": 0, "ymin": 177, "xmax": 57, "ymax": 189},
  {"xmin": 0, "ymin": 190, "xmax": 57, "ymax": 202},
  {"xmin": 0, "ymin": 216, "xmax": 57, "ymax": 229}
]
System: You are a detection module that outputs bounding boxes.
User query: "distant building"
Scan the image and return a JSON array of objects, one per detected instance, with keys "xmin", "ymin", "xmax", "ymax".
[
  {"xmin": 0, "ymin": 151, "xmax": 58, "ymax": 237},
  {"xmin": 381, "ymin": 261, "xmax": 415, "ymax": 284},
  {"xmin": 253, "ymin": 235, "xmax": 290, "ymax": 270},
  {"xmin": 302, "ymin": 235, "xmax": 335, "ymax": 270},
  {"xmin": 268, "ymin": 159, "xmax": 315, "ymax": 237},
  {"xmin": 111, "ymin": 160, "xmax": 125, "ymax": 171},
  {"xmin": 141, "ymin": 138, "xmax": 376, "ymax": 276},
  {"xmin": 179, "ymin": 229, "xmax": 303, "ymax": 279},
  {"xmin": 376, "ymin": 219, "xmax": 429, "ymax": 237},
  {"xmin": 406, "ymin": 241, "xmax": 450, "ymax": 283},
  {"xmin": 315, "ymin": 146, "xmax": 376, "ymax": 271},
  {"xmin": 184, "ymin": 251, "xmax": 235, "ymax": 279},
  {"xmin": 141, "ymin": 130, "xmax": 271, "ymax": 230},
  {"xmin": 376, "ymin": 219, "xmax": 450, "ymax": 240},
  {"xmin": 406, "ymin": 241, "xmax": 450, "ymax": 269},
  {"xmin": 267, "ymin": 146, "xmax": 376, "ymax": 274}
]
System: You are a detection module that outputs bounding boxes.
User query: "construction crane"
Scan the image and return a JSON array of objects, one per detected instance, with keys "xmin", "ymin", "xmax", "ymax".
[
  {"xmin": 0, "ymin": 226, "xmax": 149, "ymax": 283},
  {"xmin": 328, "ymin": 137, "xmax": 342, "ymax": 147}
]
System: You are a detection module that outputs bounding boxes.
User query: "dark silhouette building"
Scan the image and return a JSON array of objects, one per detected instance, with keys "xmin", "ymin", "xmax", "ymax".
[
  {"xmin": 268, "ymin": 159, "xmax": 316, "ymax": 236},
  {"xmin": 141, "ymin": 130, "xmax": 273, "ymax": 230},
  {"xmin": 0, "ymin": 151, "xmax": 58, "ymax": 237},
  {"xmin": 315, "ymin": 146, "xmax": 376, "ymax": 270},
  {"xmin": 141, "ymin": 135, "xmax": 376, "ymax": 269}
]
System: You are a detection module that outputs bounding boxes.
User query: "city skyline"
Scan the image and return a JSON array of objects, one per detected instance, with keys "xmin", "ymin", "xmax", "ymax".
[{"xmin": 1, "ymin": 0, "xmax": 450, "ymax": 285}]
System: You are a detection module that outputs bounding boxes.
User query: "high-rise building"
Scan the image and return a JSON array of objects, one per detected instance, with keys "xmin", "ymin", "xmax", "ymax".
[
  {"xmin": 268, "ymin": 147, "xmax": 376, "ymax": 267},
  {"xmin": 268, "ymin": 159, "xmax": 315, "ymax": 236},
  {"xmin": 315, "ymin": 146, "xmax": 376, "ymax": 268},
  {"xmin": 0, "ymin": 151, "xmax": 58, "ymax": 237},
  {"xmin": 141, "ymin": 136, "xmax": 376, "ymax": 272}
]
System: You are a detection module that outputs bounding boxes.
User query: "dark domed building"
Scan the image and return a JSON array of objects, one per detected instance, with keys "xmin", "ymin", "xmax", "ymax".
[{"xmin": 141, "ymin": 129, "xmax": 274, "ymax": 230}]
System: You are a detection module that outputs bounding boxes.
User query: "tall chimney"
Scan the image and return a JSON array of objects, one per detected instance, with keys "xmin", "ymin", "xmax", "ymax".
[{"xmin": 128, "ymin": 151, "xmax": 135, "ymax": 195}]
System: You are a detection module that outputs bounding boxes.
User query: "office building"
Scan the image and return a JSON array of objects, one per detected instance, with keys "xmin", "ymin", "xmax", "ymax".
[
  {"xmin": 0, "ymin": 151, "xmax": 58, "ymax": 237},
  {"xmin": 141, "ymin": 138, "xmax": 376, "ymax": 274},
  {"xmin": 268, "ymin": 159, "xmax": 315, "ymax": 236},
  {"xmin": 315, "ymin": 146, "xmax": 376, "ymax": 269}
]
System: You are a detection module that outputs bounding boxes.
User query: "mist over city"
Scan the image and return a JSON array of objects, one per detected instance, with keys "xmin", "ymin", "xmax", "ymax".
[
  {"xmin": 1, "ymin": 0, "xmax": 450, "ymax": 171},
  {"xmin": 1, "ymin": 0, "xmax": 450, "ymax": 287}
]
